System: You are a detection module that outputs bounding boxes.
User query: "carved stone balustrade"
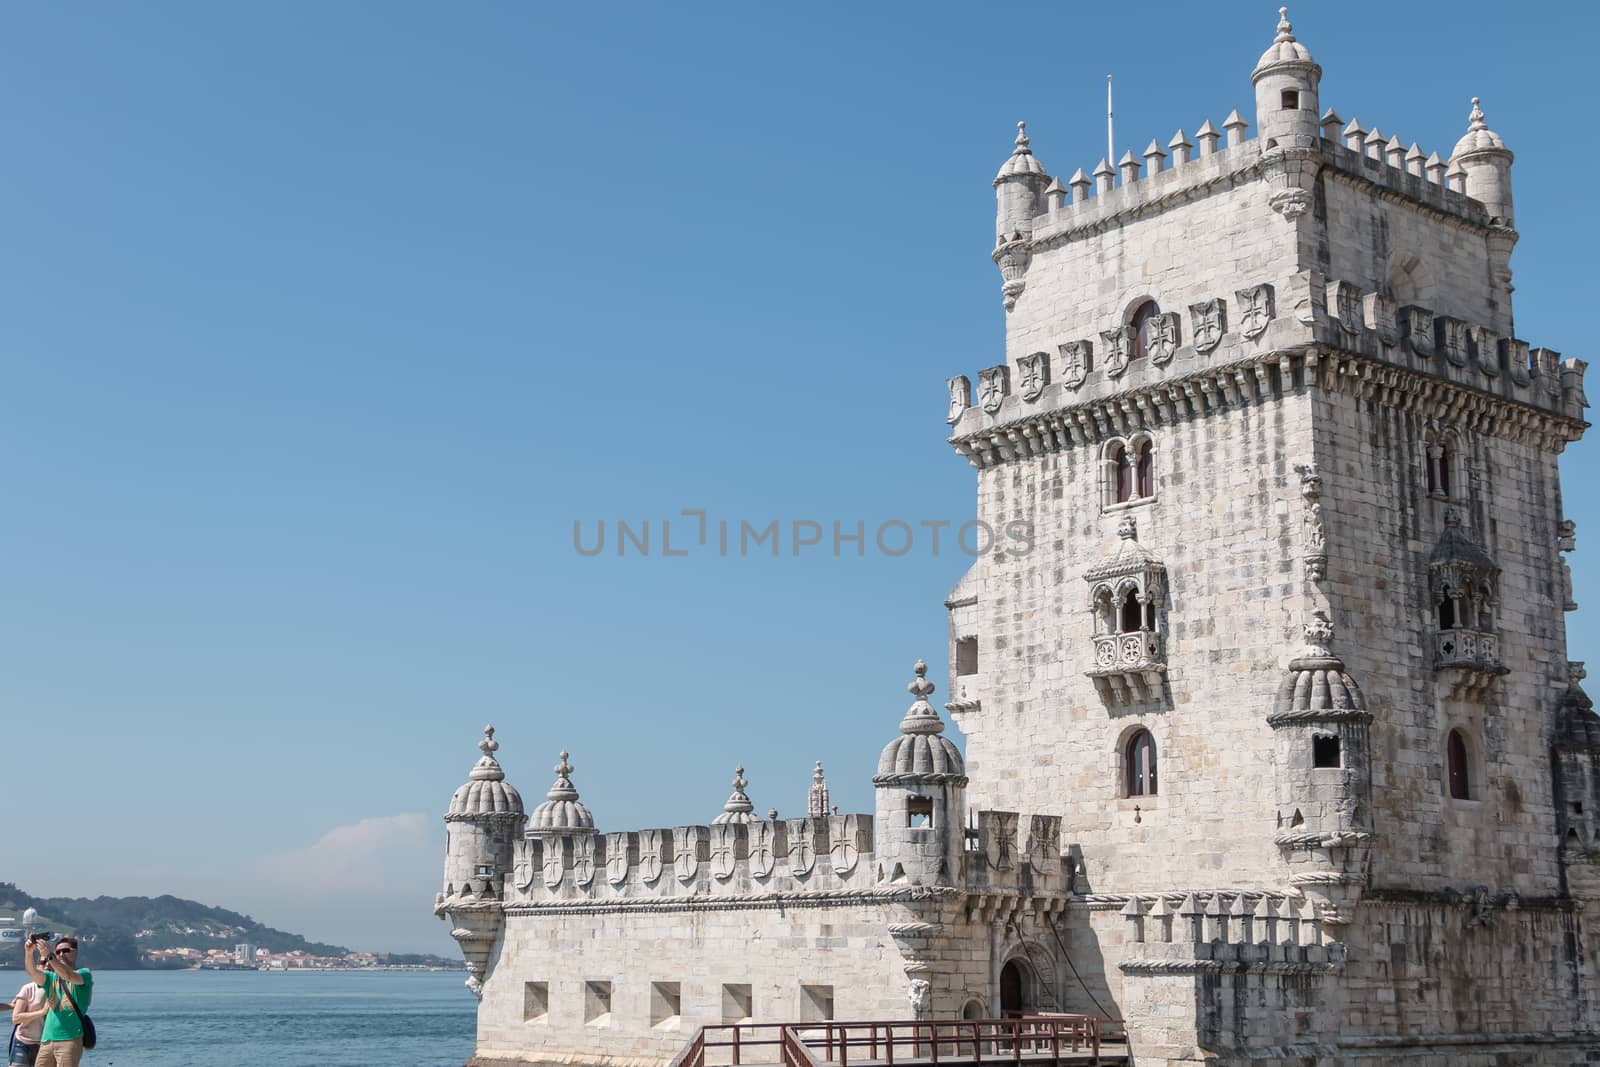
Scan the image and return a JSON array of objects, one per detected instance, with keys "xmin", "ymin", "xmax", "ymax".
[
  {"xmin": 1435, "ymin": 628, "xmax": 1507, "ymax": 697},
  {"xmin": 1087, "ymin": 631, "xmax": 1165, "ymax": 704}
]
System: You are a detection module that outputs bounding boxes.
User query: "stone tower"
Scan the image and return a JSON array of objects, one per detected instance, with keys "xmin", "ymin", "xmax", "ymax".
[
  {"xmin": 873, "ymin": 660, "xmax": 967, "ymax": 887},
  {"xmin": 437, "ymin": 726, "xmax": 525, "ymax": 994}
]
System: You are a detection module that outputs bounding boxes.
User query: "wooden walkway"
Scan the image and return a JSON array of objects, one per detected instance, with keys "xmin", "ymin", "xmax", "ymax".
[{"xmin": 669, "ymin": 1016, "xmax": 1130, "ymax": 1067}]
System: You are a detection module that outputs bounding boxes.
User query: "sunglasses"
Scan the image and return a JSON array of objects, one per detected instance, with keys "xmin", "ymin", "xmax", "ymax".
[{"xmin": 53, "ymin": 947, "xmax": 75, "ymax": 955}]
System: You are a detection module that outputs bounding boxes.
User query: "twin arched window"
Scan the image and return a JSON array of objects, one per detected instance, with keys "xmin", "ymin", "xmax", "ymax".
[
  {"xmin": 1106, "ymin": 437, "xmax": 1155, "ymax": 506},
  {"xmin": 1125, "ymin": 729, "xmax": 1158, "ymax": 797}
]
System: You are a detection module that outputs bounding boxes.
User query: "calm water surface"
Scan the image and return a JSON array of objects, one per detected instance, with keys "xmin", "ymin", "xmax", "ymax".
[{"xmin": 0, "ymin": 968, "xmax": 476, "ymax": 1067}]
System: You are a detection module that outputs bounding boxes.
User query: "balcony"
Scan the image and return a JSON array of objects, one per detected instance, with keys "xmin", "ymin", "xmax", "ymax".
[
  {"xmin": 1435, "ymin": 629, "xmax": 1507, "ymax": 698},
  {"xmin": 1086, "ymin": 632, "xmax": 1165, "ymax": 705}
]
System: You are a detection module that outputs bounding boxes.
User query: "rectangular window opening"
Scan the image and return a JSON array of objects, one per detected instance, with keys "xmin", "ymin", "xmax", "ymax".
[
  {"xmin": 650, "ymin": 981, "xmax": 682, "ymax": 1028},
  {"xmin": 908, "ymin": 795, "xmax": 934, "ymax": 830},
  {"xmin": 800, "ymin": 984, "xmax": 834, "ymax": 1023},
  {"xmin": 956, "ymin": 637, "xmax": 978, "ymax": 676},
  {"xmin": 1282, "ymin": 89, "xmax": 1300, "ymax": 111},
  {"xmin": 523, "ymin": 982, "xmax": 549, "ymax": 1024},
  {"xmin": 1312, "ymin": 735, "xmax": 1342, "ymax": 769},
  {"xmin": 722, "ymin": 983, "xmax": 754, "ymax": 1024},
  {"xmin": 584, "ymin": 980, "xmax": 613, "ymax": 1025}
]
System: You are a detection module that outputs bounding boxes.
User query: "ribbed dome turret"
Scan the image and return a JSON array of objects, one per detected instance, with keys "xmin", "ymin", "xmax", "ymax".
[
  {"xmin": 712, "ymin": 765, "xmax": 756, "ymax": 824},
  {"xmin": 1252, "ymin": 7, "xmax": 1318, "ymax": 77},
  {"xmin": 994, "ymin": 121, "xmax": 1049, "ymax": 182},
  {"xmin": 875, "ymin": 661, "xmax": 966, "ymax": 781},
  {"xmin": 1268, "ymin": 613, "xmax": 1372, "ymax": 726},
  {"xmin": 448, "ymin": 726, "xmax": 525, "ymax": 817},
  {"xmin": 528, "ymin": 751, "xmax": 595, "ymax": 833},
  {"xmin": 1452, "ymin": 98, "xmax": 1511, "ymax": 159}
]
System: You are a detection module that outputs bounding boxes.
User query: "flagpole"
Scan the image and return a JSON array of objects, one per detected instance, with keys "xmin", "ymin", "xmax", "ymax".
[{"xmin": 1107, "ymin": 75, "xmax": 1114, "ymax": 165}]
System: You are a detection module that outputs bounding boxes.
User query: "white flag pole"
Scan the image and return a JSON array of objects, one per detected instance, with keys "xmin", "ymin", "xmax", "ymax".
[{"xmin": 1107, "ymin": 75, "xmax": 1115, "ymax": 166}]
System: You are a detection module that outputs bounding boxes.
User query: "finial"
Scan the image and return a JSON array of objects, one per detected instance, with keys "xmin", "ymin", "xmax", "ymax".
[
  {"xmin": 1014, "ymin": 121, "xmax": 1031, "ymax": 153},
  {"xmin": 1275, "ymin": 6, "xmax": 1294, "ymax": 42},
  {"xmin": 556, "ymin": 750, "xmax": 573, "ymax": 777},
  {"xmin": 544, "ymin": 750, "xmax": 578, "ymax": 801},
  {"xmin": 768, "ymin": 807, "xmax": 779, "ymax": 821},
  {"xmin": 907, "ymin": 659, "xmax": 936, "ymax": 699},
  {"xmin": 1444, "ymin": 507, "xmax": 1463, "ymax": 528},
  {"xmin": 1118, "ymin": 515, "xmax": 1138, "ymax": 541},
  {"xmin": 1573, "ymin": 661, "xmax": 1588, "ymax": 685},
  {"xmin": 899, "ymin": 659, "xmax": 945, "ymax": 736},
  {"xmin": 814, "ymin": 760, "xmax": 825, "ymax": 783},
  {"xmin": 1303, "ymin": 610, "xmax": 1334, "ymax": 654},
  {"xmin": 733, "ymin": 765, "xmax": 748, "ymax": 791},
  {"xmin": 480, "ymin": 724, "xmax": 498, "ymax": 757},
  {"xmin": 716, "ymin": 763, "xmax": 755, "ymax": 822},
  {"xmin": 1468, "ymin": 97, "xmax": 1485, "ymax": 129}
]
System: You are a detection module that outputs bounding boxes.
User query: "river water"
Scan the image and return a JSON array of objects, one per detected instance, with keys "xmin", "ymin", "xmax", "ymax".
[{"xmin": 0, "ymin": 968, "xmax": 476, "ymax": 1067}]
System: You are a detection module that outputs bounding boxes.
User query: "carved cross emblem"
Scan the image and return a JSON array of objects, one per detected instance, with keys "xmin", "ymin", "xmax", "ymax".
[
  {"xmin": 1147, "ymin": 312, "xmax": 1180, "ymax": 365},
  {"xmin": 1057, "ymin": 340, "xmax": 1091, "ymax": 388},
  {"xmin": 946, "ymin": 375, "xmax": 971, "ymax": 424},
  {"xmin": 1026, "ymin": 815, "xmax": 1057, "ymax": 874},
  {"xmin": 749, "ymin": 821, "xmax": 777, "ymax": 878},
  {"xmin": 1018, "ymin": 352, "xmax": 1050, "ymax": 401},
  {"xmin": 572, "ymin": 835, "xmax": 596, "ymax": 887},
  {"xmin": 1401, "ymin": 306, "xmax": 1434, "ymax": 356},
  {"xmin": 638, "ymin": 829, "xmax": 664, "ymax": 884},
  {"xmin": 1471, "ymin": 326, "xmax": 1501, "ymax": 377},
  {"xmin": 829, "ymin": 814, "xmax": 860, "ymax": 875},
  {"xmin": 1189, "ymin": 300, "xmax": 1226, "ymax": 353},
  {"xmin": 1364, "ymin": 292, "xmax": 1397, "ymax": 342},
  {"xmin": 1236, "ymin": 285, "xmax": 1275, "ymax": 339},
  {"xmin": 978, "ymin": 365, "xmax": 1008, "ymax": 414},
  {"xmin": 984, "ymin": 812, "xmax": 1017, "ymax": 870},
  {"xmin": 674, "ymin": 827, "xmax": 700, "ymax": 883},
  {"xmin": 512, "ymin": 841, "xmax": 535, "ymax": 890},
  {"xmin": 605, "ymin": 832, "xmax": 630, "ymax": 885},
  {"xmin": 710, "ymin": 824, "xmax": 738, "ymax": 881},
  {"xmin": 1100, "ymin": 327, "xmax": 1131, "ymax": 378},
  {"xmin": 1440, "ymin": 318, "xmax": 1468, "ymax": 367},
  {"xmin": 1327, "ymin": 280, "xmax": 1361, "ymax": 333},
  {"xmin": 541, "ymin": 839, "xmax": 565, "ymax": 888},
  {"xmin": 790, "ymin": 819, "xmax": 817, "ymax": 876}
]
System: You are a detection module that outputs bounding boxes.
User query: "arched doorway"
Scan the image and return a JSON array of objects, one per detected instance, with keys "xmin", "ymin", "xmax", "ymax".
[{"xmin": 999, "ymin": 959, "xmax": 1027, "ymax": 1017}]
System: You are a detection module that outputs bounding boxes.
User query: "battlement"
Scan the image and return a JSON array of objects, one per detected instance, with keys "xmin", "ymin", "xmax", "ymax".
[{"xmin": 1116, "ymin": 892, "xmax": 1342, "ymax": 975}]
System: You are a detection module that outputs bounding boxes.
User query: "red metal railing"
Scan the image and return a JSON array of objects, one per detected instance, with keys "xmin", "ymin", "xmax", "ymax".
[{"xmin": 675, "ymin": 1015, "xmax": 1103, "ymax": 1067}]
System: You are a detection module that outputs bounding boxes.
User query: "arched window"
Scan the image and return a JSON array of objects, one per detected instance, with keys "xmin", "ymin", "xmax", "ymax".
[
  {"xmin": 1438, "ymin": 585, "xmax": 1458, "ymax": 630},
  {"xmin": 1426, "ymin": 430, "xmax": 1458, "ymax": 498},
  {"xmin": 1110, "ymin": 441, "xmax": 1133, "ymax": 503},
  {"xmin": 1134, "ymin": 438, "xmax": 1154, "ymax": 499},
  {"xmin": 1093, "ymin": 587, "xmax": 1115, "ymax": 635},
  {"xmin": 1447, "ymin": 729, "xmax": 1471, "ymax": 800},
  {"xmin": 1476, "ymin": 584, "xmax": 1494, "ymax": 631},
  {"xmin": 999, "ymin": 960, "xmax": 1027, "ymax": 1017},
  {"xmin": 1119, "ymin": 588, "xmax": 1143, "ymax": 634},
  {"xmin": 1129, "ymin": 300, "xmax": 1160, "ymax": 362},
  {"xmin": 1126, "ymin": 729, "xmax": 1158, "ymax": 797}
]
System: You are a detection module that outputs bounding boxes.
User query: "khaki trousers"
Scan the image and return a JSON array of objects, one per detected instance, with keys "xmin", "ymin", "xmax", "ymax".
[{"xmin": 35, "ymin": 1041, "xmax": 83, "ymax": 1067}]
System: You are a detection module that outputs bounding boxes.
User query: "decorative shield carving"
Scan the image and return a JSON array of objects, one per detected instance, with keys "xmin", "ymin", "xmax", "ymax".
[
  {"xmin": 1018, "ymin": 352, "xmax": 1050, "ymax": 401},
  {"xmin": 710, "ymin": 824, "xmax": 738, "ymax": 881},
  {"xmin": 749, "ymin": 821, "xmax": 778, "ymax": 878},
  {"xmin": 1326, "ymin": 279, "xmax": 1361, "ymax": 333},
  {"xmin": 946, "ymin": 375, "xmax": 971, "ymax": 424},
  {"xmin": 541, "ymin": 838, "xmax": 565, "ymax": 888},
  {"xmin": 1363, "ymin": 292, "xmax": 1397, "ymax": 342},
  {"xmin": 1504, "ymin": 338, "xmax": 1531, "ymax": 386},
  {"xmin": 978, "ymin": 365, "xmax": 1009, "ymax": 414},
  {"xmin": 572, "ymin": 835, "xmax": 596, "ymax": 887},
  {"xmin": 1236, "ymin": 285, "xmax": 1275, "ymax": 339},
  {"xmin": 638, "ymin": 829, "xmax": 664, "ymax": 884},
  {"xmin": 1471, "ymin": 326, "xmax": 1500, "ymax": 377},
  {"xmin": 605, "ymin": 832, "xmax": 631, "ymax": 885},
  {"xmin": 982, "ymin": 811, "xmax": 1017, "ymax": 870},
  {"xmin": 1100, "ymin": 326, "xmax": 1132, "ymax": 378},
  {"xmin": 674, "ymin": 826, "xmax": 701, "ymax": 883},
  {"xmin": 1147, "ymin": 312, "xmax": 1180, "ymax": 365},
  {"xmin": 1057, "ymin": 341, "xmax": 1091, "ymax": 389},
  {"xmin": 1400, "ymin": 305, "xmax": 1434, "ymax": 356},
  {"xmin": 789, "ymin": 818, "xmax": 817, "ymax": 876},
  {"xmin": 1437, "ymin": 317, "xmax": 1468, "ymax": 367},
  {"xmin": 829, "ymin": 814, "xmax": 861, "ymax": 875},
  {"xmin": 512, "ymin": 841, "xmax": 536, "ymax": 890},
  {"xmin": 1026, "ymin": 815, "xmax": 1059, "ymax": 874},
  {"xmin": 1189, "ymin": 300, "xmax": 1226, "ymax": 353}
]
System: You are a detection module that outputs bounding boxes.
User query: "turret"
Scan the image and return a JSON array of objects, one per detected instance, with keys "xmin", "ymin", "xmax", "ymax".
[
  {"xmin": 1251, "ymin": 8, "xmax": 1321, "ymax": 147},
  {"xmin": 1452, "ymin": 97, "xmax": 1515, "ymax": 226},
  {"xmin": 874, "ymin": 660, "xmax": 967, "ymax": 886},
  {"xmin": 993, "ymin": 121, "xmax": 1049, "ymax": 237},
  {"xmin": 1268, "ymin": 614, "xmax": 1372, "ymax": 928},
  {"xmin": 438, "ymin": 725, "xmax": 525, "ymax": 997},
  {"xmin": 711, "ymin": 765, "xmax": 756, "ymax": 824},
  {"xmin": 442, "ymin": 725, "xmax": 526, "ymax": 901}
]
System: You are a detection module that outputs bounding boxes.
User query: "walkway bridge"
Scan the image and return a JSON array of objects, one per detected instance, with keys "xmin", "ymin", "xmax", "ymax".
[{"xmin": 669, "ymin": 1015, "xmax": 1129, "ymax": 1067}]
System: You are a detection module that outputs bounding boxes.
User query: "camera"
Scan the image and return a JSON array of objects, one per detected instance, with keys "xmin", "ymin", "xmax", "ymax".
[{"xmin": 28, "ymin": 932, "xmax": 55, "ymax": 945}]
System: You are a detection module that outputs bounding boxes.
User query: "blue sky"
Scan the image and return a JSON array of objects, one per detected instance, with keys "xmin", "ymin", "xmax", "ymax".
[{"xmin": 1, "ymin": 2, "xmax": 1595, "ymax": 954}]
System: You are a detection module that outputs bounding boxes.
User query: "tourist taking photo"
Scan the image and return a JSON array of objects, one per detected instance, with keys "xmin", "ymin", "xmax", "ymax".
[{"xmin": 21, "ymin": 937, "xmax": 92, "ymax": 1067}]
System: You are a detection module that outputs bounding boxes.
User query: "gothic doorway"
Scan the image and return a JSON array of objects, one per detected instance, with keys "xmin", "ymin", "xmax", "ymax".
[{"xmin": 999, "ymin": 959, "xmax": 1027, "ymax": 1017}]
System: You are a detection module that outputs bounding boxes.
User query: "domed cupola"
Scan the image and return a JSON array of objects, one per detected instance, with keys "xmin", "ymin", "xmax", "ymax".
[
  {"xmin": 1267, "ymin": 613, "xmax": 1373, "ymax": 928},
  {"xmin": 712, "ymin": 765, "xmax": 756, "ymax": 824},
  {"xmin": 873, "ymin": 661, "xmax": 967, "ymax": 887},
  {"xmin": 1451, "ymin": 97, "xmax": 1516, "ymax": 226},
  {"xmin": 1252, "ymin": 8, "xmax": 1322, "ymax": 146},
  {"xmin": 528, "ymin": 751, "xmax": 596, "ymax": 835},
  {"xmin": 876, "ymin": 661, "xmax": 966, "ymax": 781},
  {"xmin": 992, "ymin": 122, "xmax": 1051, "ymax": 310},
  {"xmin": 448, "ymin": 725, "xmax": 525, "ymax": 818}
]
